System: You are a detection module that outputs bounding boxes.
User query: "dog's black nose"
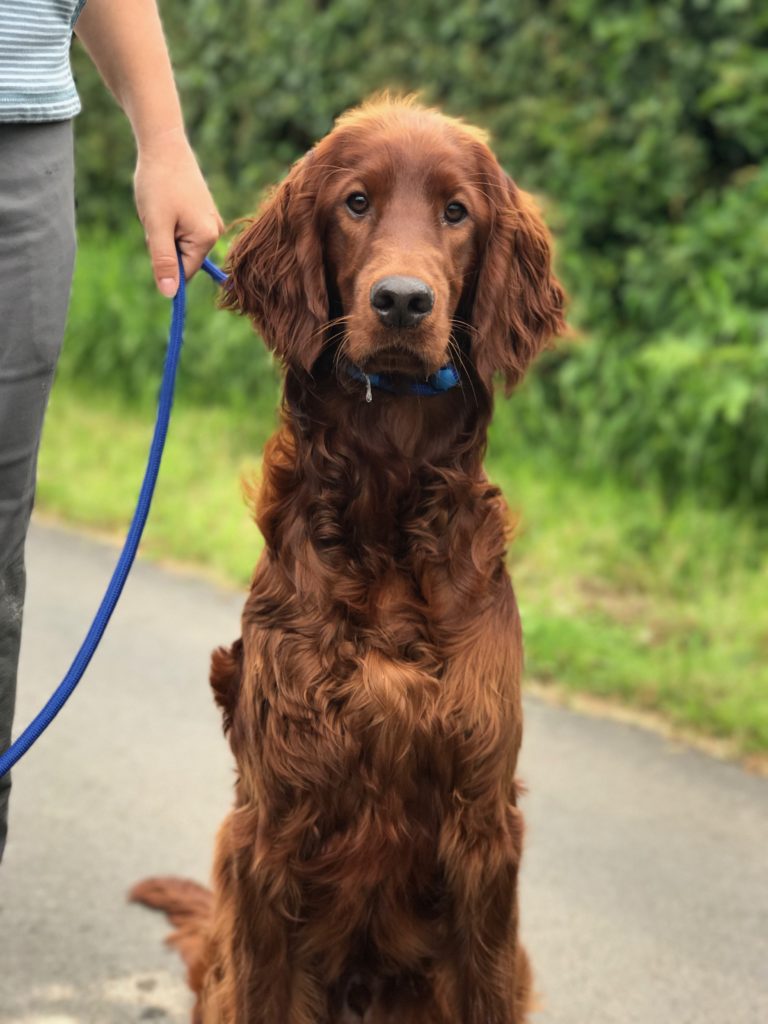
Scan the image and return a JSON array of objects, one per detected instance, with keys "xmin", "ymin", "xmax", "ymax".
[{"xmin": 370, "ymin": 276, "xmax": 434, "ymax": 328}]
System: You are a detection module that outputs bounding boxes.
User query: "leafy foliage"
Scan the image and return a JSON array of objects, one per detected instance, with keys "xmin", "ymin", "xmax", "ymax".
[{"xmin": 70, "ymin": 0, "xmax": 768, "ymax": 509}]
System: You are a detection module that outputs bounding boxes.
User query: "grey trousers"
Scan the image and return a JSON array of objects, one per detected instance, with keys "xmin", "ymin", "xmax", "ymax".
[{"xmin": 0, "ymin": 121, "xmax": 76, "ymax": 862}]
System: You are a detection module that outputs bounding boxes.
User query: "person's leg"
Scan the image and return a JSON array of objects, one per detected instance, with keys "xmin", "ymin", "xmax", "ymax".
[{"xmin": 0, "ymin": 120, "xmax": 76, "ymax": 862}]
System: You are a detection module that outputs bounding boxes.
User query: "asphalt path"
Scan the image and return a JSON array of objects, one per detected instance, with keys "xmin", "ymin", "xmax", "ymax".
[{"xmin": 1, "ymin": 523, "xmax": 766, "ymax": 1023}]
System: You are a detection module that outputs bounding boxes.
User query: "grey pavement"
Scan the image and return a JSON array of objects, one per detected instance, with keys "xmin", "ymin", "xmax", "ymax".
[{"xmin": 0, "ymin": 522, "xmax": 766, "ymax": 1023}]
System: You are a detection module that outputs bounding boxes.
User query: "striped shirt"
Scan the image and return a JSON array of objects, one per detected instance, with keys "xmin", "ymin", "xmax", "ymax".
[{"xmin": 0, "ymin": 0, "xmax": 87, "ymax": 122}]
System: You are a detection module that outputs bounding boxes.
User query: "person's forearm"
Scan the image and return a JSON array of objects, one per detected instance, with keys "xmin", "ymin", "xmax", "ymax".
[
  {"xmin": 75, "ymin": 0, "xmax": 186, "ymax": 153},
  {"xmin": 74, "ymin": 0, "xmax": 223, "ymax": 293}
]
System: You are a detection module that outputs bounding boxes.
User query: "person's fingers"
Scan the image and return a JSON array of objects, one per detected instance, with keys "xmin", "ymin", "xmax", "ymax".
[
  {"xmin": 144, "ymin": 219, "xmax": 180, "ymax": 297},
  {"xmin": 177, "ymin": 216, "xmax": 224, "ymax": 282},
  {"xmin": 134, "ymin": 143, "xmax": 224, "ymax": 294}
]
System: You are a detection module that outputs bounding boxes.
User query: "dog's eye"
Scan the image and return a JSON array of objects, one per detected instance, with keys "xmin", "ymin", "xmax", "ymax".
[
  {"xmin": 444, "ymin": 201, "xmax": 468, "ymax": 224},
  {"xmin": 346, "ymin": 192, "xmax": 369, "ymax": 215}
]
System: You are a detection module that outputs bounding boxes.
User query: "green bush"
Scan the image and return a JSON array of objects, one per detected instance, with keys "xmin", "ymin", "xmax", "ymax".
[{"xmin": 70, "ymin": 0, "xmax": 768, "ymax": 511}]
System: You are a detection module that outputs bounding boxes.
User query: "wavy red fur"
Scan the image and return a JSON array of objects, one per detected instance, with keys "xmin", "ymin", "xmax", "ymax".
[{"xmin": 131, "ymin": 94, "xmax": 565, "ymax": 1023}]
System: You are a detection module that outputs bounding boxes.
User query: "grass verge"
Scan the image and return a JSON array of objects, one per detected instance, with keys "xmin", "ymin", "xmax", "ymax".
[{"xmin": 37, "ymin": 383, "xmax": 768, "ymax": 757}]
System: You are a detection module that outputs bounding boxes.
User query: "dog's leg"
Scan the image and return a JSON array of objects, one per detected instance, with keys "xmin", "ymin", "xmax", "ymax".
[
  {"xmin": 196, "ymin": 808, "xmax": 331, "ymax": 1024},
  {"xmin": 429, "ymin": 574, "xmax": 528, "ymax": 1022},
  {"xmin": 439, "ymin": 798, "xmax": 528, "ymax": 1024}
]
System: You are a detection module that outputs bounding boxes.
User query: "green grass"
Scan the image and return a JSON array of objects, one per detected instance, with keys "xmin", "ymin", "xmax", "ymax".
[
  {"xmin": 37, "ymin": 382, "xmax": 768, "ymax": 756},
  {"xmin": 37, "ymin": 386, "xmax": 267, "ymax": 585}
]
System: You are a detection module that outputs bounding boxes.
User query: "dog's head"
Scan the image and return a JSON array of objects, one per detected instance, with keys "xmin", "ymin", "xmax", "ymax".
[{"xmin": 223, "ymin": 95, "xmax": 566, "ymax": 391}]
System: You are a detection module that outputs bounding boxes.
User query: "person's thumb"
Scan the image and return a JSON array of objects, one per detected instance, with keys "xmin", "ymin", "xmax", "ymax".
[{"xmin": 145, "ymin": 222, "xmax": 180, "ymax": 298}]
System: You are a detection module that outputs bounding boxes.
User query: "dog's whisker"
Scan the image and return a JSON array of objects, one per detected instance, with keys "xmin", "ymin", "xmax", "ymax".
[
  {"xmin": 310, "ymin": 314, "xmax": 351, "ymax": 346},
  {"xmin": 447, "ymin": 335, "xmax": 479, "ymax": 410}
]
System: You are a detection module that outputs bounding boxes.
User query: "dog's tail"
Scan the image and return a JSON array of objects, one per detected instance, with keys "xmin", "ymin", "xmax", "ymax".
[{"xmin": 130, "ymin": 876, "xmax": 213, "ymax": 982}]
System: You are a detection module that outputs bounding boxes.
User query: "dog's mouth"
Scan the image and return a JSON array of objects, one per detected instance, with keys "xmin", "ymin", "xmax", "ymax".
[
  {"xmin": 362, "ymin": 345, "xmax": 432, "ymax": 376},
  {"xmin": 335, "ymin": 301, "xmax": 453, "ymax": 378}
]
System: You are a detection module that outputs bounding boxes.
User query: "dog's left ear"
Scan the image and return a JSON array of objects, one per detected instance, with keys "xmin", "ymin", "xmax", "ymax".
[
  {"xmin": 469, "ymin": 145, "xmax": 566, "ymax": 391},
  {"xmin": 221, "ymin": 150, "xmax": 327, "ymax": 374}
]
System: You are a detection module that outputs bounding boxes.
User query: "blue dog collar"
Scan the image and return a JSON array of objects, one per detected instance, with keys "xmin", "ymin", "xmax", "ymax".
[{"xmin": 346, "ymin": 363, "xmax": 460, "ymax": 402}]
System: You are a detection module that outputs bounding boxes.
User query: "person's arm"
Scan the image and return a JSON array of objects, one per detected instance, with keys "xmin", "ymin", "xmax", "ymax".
[{"xmin": 75, "ymin": 0, "xmax": 223, "ymax": 296}]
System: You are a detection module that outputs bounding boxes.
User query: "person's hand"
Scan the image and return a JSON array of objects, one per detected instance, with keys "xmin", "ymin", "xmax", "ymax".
[{"xmin": 134, "ymin": 129, "xmax": 224, "ymax": 297}]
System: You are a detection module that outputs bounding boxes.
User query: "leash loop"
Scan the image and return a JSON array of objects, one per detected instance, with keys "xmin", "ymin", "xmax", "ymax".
[{"xmin": 0, "ymin": 251, "xmax": 227, "ymax": 779}]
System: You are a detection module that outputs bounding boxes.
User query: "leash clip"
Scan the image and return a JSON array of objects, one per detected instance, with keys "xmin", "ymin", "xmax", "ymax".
[{"xmin": 363, "ymin": 373, "xmax": 373, "ymax": 403}]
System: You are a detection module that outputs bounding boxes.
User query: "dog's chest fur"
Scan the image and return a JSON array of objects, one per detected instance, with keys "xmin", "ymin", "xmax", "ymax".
[{"xmin": 230, "ymin": 419, "xmax": 518, "ymax": 890}]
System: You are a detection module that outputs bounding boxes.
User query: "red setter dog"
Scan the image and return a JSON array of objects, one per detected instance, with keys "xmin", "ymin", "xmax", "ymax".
[{"xmin": 132, "ymin": 95, "xmax": 565, "ymax": 1024}]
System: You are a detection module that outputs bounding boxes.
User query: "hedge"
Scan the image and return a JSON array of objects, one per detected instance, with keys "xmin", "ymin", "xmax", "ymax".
[{"xmin": 68, "ymin": 0, "xmax": 768, "ymax": 510}]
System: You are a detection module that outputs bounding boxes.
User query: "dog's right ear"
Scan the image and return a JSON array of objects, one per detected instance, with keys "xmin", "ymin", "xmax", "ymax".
[{"xmin": 221, "ymin": 151, "xmax": 327, "ymax": 373}]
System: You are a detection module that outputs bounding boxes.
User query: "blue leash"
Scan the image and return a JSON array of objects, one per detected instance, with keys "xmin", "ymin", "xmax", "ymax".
[
  {"xmin": 0, "ymin": 251, "xmax": 460, "ymax": 779},
  {"xmin": 0, "ymin": 251, "xmax": 227, "ymax": 779}
]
